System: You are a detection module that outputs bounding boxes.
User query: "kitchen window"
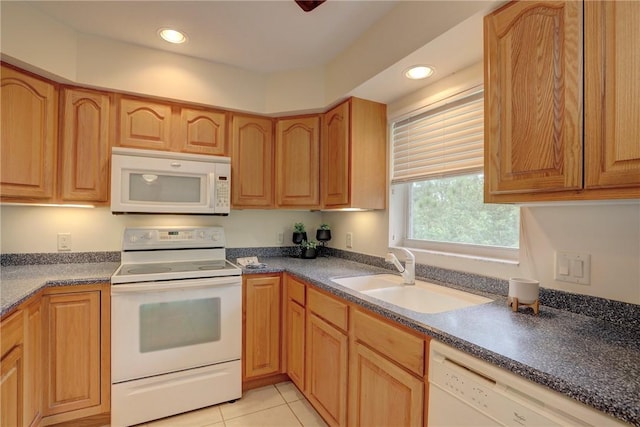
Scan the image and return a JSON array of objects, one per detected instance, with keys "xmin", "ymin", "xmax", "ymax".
[{"xmin": 390, "ymin": 87, "xmax": 519, "ymax": 260}]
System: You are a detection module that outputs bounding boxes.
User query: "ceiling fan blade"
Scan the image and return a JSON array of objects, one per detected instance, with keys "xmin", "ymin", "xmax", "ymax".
[{"xmin": 295, "ymin": 0, "xmax": 326, "ymax": 12}]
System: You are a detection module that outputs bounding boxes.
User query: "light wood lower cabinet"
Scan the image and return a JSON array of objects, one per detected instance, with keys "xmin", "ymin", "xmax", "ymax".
[
  {"xmin": 243, "ymin": 275, "xmax": 282, "ymax": 380},
  {"xmin": 306, "ymin": 313, "xmax": 348, "ymax": 427},
  {"xmin": 285, "ymin": 276, "xmax": 306, "ymax": 391},
  {"xmin": 42, "ymin": 291, "xmax": 101, "ymax": 416},
  {"xmin": 349, "ymin": 342, "xmax": 423, "ymax": 427},
  {"xmin": 23, "ymin": 297, "xmax": 42, "ymax": 427},
  {"xmin": 1, "ymin": 311, "xmax": 25, "ymax": 427}
]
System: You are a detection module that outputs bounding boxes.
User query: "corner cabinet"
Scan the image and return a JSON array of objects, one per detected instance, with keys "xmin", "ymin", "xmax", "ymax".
[
  {"xmin": 322, "ymin": 98, "xmax": 387, "ymax": 209},
  {"xmin": 1, "ymin": 65, "xmax": 57, "ymax": 202},
  {"xmin": 231, "ymin": 114, "xmax": 275, "ymax": 208},
  {"xmin": 275, "ymin": 116, "xmax": 320, "ymax": 209},
  {"xmin": 59, "ymin": 87, "xmax": 112, "ymax": 203},
  {"xmin": 484, "ymin": 0, "xmax": 640, "ymax": 202}
]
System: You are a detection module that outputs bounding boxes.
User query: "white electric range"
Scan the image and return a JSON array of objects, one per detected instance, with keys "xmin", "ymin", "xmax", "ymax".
[{"xmin": 111, "ymin": 226, "xmax": 242, "ymax": 426}]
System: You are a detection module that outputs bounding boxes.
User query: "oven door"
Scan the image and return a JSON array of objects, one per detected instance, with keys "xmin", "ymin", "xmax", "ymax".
[{"xmin": 111, "ymin": 276, "xmax": 241, "ymax": 383}]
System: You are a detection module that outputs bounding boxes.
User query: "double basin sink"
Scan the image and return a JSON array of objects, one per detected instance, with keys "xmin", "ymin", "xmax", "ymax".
[{"xmin": 331, "ymin": 274, "xmax": 492, "ymax": 314}]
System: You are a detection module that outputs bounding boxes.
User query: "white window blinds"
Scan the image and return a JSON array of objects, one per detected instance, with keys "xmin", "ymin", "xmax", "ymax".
[{"xmin": 392, "ymin": 89, "xmax": 484, "ymax": 184}]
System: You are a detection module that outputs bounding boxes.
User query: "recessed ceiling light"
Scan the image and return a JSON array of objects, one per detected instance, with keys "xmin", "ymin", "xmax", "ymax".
[
  {"xmin": 404, "ymin": 65, "xmax": 435, "ymax": 80},
  {"xmin": 158, "ymin": 28, "xmax": 187, "ymax": 44}
]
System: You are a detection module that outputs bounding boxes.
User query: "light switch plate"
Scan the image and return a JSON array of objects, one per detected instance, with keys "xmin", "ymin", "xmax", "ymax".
[{"xmin": 554, "ymin": 251, "xmax": 590, "ymax": 285}]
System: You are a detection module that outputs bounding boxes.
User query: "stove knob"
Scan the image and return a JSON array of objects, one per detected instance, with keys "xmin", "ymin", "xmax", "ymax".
[
  {"xmin": 211, "ymin": 231, "xmax": 221, "ymax": 241},
  {"xmin": 129, "ymin": 235, "xmax": 138, "ymax": 243},
  {"xmin": 198, "ymin": 231, "xmax": 206, "ymax": 239},
  {"xmin": 142, "ymin": 232, "xmax": 153, "ymax": 240}
]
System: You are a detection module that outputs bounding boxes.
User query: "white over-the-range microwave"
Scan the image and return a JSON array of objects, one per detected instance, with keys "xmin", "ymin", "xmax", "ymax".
[{"xmin": 111, "ymin": 147, "xmax": 231, "ymax": 215}]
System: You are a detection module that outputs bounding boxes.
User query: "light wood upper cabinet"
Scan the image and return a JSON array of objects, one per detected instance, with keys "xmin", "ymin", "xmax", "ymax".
[
  {"xmin": 484, "ymin": 0, "xmax": 640, "ymax": 202},
  {"xmin": 1, "ymin": 65, "xmax": 57, "ymax": 201},
  {"xmin": 275, "ymin": 116, "xmax": 320, "ymax": 208},
  {"xmin": 178, "ymin": 108, "xmax": 227, "ymax": 155},
  {"xmin": 584, "ymin": 1, "xmax": 640, "ymax": 192},
  {"xmin": 231, "ymin": 114, "xmax": 274, "ymax": 208},
  {"xmin": 60, "ymin": 87, "xmax": 112, "ymax": 203},
  {"xmin": 118, "ymin": 97, "xmax": 173, "ymax": 151},
  {"xmin": 243, "ymin": 275, "xmax": 282, "ymax": 380},
  {"xmin": 322, "ymin": 97, "xmax": 387, "ymax": 209},
  {"xmin": 484, "ymin": 1, "xmax": 583, "ymax": 199}
]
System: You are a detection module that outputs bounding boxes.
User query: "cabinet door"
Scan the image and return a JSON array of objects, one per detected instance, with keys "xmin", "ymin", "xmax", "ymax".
[
  {"xmin": 244, "ymin": 275, "xmax": 281, "ymax": 379},
  {"xmin": 231, "ymin": 114, "xmax": 274, "ymax": 207},
  {"xmin": 24, "ymin": 298, "xmax": 42, "ymax": 427},
  {"xmin": 349, "ymin": 342, "xmax": 423, "ymax": 427},
  {"xmin": 584, "ymin": 1, "xmax": 640, "ymax": 191},
  {"xmin": 179, "ymin": 108, "xmax": 227, "ymax": 155},
  {"xmin": 1, "ymin": 346, "xmax": 24, "ymax": 427},
  {"xmin": 275, "ymin": 116, "xmax": 320, "ymax": 208},
  {"xmin": 322, "ymin": 101, "xmax": 350, "ymax": 207},
  {"xmin": 1, "ymin": 65, "xmax": 57, "ymax": 201},
  {"xmin": 60, "ymin": 88, "xmax": 111, "ymax": 203},
  {"xmin": 484, "ymin": 1, "xmax": 583, "ymax": 199},
  {"xmin": 306, "ymin": 313, "xmax": 347, "ymax": 427},
  {"xmin": 119, "ymin": 97, "xmax": 173, "ymax": 150},
  {"xmin": 286, "ymin": 299, "xmax": 305, "ymax": 390},
  {"xmin": 43, "ymin": 291, "xmax": 101, "ymax": 416}
]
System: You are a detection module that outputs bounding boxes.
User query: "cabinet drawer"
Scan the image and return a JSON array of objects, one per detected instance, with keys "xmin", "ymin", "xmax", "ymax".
[
  {"xmin": 307, "ymin": 288, "xmax": 348, "ymax": 331},
  {"xmin": 287, "ymin": 276, "xmax": 306, "ymax": 306},
  {"xmin": 1, "ymin": 310, "xmax": 24, "ymax": 358},
  {"xmin": 352, "ymin": 308, "xmax": 424, "ymax": 376}
]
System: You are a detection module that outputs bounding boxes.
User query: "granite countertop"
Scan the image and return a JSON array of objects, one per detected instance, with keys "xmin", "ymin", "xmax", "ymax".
[
  {"xmin": 2, "ymin": 255, "xmax": 637, "ymax": 424},
  {"xmin": 242, "ymin": 256, "xmax": 640, "ymax": 426},
  {"xmin": 1, "ymin": 262, "xmax": 120, "ymax": 316}
]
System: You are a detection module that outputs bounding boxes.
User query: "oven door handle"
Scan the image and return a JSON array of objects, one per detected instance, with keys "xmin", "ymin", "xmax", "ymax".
[{"xmin": 111, "ymin": 278, "xmax": 241, "ymax": 294}]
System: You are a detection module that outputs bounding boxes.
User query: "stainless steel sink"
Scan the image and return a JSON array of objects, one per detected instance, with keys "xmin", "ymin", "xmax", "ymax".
[{"xmin": 331, "ymin": 274, "xmax": 492, "ymax": 314}]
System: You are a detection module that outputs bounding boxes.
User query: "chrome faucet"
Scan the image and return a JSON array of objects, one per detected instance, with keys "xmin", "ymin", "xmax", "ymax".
[{"xmin": 385, "ymin": 247, "xmax": 415, "ymax": 285}]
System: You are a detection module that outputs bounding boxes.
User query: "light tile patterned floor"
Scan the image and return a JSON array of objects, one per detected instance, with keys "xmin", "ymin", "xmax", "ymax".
[{"xmin": 140, "ymin": 382, "xmax": 327, "ymax": 427}]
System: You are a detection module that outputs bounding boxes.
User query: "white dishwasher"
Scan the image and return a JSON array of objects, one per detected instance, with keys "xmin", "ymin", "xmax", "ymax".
[{"xmin": 428, "ymin": 340, "xmax": 628, "ymax": 426}]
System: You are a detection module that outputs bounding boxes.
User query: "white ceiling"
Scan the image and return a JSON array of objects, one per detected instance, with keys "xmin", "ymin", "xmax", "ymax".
[{"xmin": 26, "ymin": 0, "xmax": 499, "ymax": 104}]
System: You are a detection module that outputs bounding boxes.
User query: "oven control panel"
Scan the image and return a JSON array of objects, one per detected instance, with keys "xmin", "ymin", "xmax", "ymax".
[{"xmin": 123, "ymin": 226, "xmax": 225, "ymax": 250}]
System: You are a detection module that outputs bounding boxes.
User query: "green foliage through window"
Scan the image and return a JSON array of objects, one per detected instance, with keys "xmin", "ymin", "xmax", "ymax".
[{"xmin": 409, "ymin": 174, "xmax": 519, "ymax": 248}]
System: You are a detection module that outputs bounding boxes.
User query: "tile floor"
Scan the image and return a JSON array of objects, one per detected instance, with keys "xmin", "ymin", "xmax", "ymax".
[{"xmin": 139, "ymin": 382, "xmax": 327, "ymax": 427}]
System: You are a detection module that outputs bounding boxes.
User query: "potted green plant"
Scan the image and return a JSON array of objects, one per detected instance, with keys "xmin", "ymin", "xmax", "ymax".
[
  {"xmin": 316, "ymin": 223, "xmax": 331, "ymax": 242},
  {"xmin": 292, "ymin": 222, "xmax": 307, "ymax": 245},
  {"xmin": 300, "ymin": 240, "xmax": 318, "ymax": 259}
]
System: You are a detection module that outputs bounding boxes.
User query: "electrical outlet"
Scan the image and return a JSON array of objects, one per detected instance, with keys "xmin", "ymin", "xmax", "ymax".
[
  {"xmin": 346, "ymin": 232, "xmax": 353, "ymax": 248},
  {"xmin": 57, "ymin": 233, "xmax": 72, "ymax": 251},
  {"xmin": 277, "ymin": 232, "xmax": 284, "ymax": 244}
]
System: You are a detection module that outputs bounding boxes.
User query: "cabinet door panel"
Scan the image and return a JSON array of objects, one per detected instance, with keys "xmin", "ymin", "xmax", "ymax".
[
  {"xmin": 24, "ymin": 298, "xmax": 42, "ymax": 426},
  {"xmin": 484, "ymin": 1, "xmax": 582, "ymax": 197},
  {"xmin": 1, "ymin": 65, "xmax": 57, "ymax": 200},
  {"xmin": 322, "ymin": 102, "xmax": 350, "ymax": 207},
  {"xmin": 276, "ymin": 116, "xmax": 320, "ymax": 208},
  {"xmin": 60, "ymin": 88, "xmax": 111, "ymax": 202},
  {"xmin": 585, "ymin": 1, "xmax": 640, "ymax": 190},
  {"xmin": 286, "ymin": 300, "xmax": 305, "ymax": 390},
  {"xmin": 349, "ymin": 342, "xmax": 423, "ymax": 427},
  {"xmin": 119, "ymin": 97, "xmax": 173, "ymax": 150},
  {"xmin": 179, "ymin": 108, "xmax": 227, "ymax": 155},
  {"xmin": 306, "ymin": 313, "xmax": 347, "ymax": 427},
  {"xmin": 244, "ymin": 275, "xmax": 281, "ymax": 379},
  {"xmin": 231, "ymin": 114, "xmax": 274, "ymax": 207},
  {"xmin": 43, "ymin": 291, "xmax": 101, "ymax": 416},
  {"xmin": 1, "ymin": 346, "xmax": 24, "ymax": 427}
]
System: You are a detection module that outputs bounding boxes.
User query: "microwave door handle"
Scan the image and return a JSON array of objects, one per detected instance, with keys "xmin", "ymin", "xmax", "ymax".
[{"xmin": 209, "ymin": 172, "xmax": 216, "ymax": 208}]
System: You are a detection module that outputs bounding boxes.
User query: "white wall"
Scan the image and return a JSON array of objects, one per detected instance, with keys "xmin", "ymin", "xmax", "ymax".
[{"xmin": 0, "ymin": 206, "xmax": 322, "ymax": 253}]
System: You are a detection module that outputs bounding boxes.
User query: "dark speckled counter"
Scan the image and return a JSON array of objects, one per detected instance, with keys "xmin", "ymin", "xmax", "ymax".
[
  {"xmin": 1, "ymin": 262, "xmax": 120, "ymax": 316},
  {"xmin": 242, "ymin": 256, "xmax": 639, "ymax": 426}
]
